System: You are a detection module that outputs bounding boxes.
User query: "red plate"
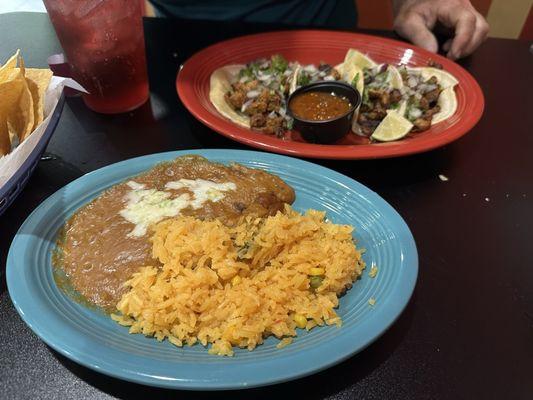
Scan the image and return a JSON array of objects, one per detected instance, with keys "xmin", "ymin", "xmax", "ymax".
[{"xmin": 177, "ymin": 30, "xmax": 484, "ymax": 159}]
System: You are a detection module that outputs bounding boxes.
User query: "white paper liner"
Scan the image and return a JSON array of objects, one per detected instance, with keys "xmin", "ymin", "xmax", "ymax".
[{"xmin": 0, "ymin": 76, "xmax": 86, "ymax": 187}]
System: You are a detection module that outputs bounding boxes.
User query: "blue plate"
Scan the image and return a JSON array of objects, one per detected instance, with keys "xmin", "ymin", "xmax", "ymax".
[{"xmin": 7, "ymin": 149, "xmax": 417, "ymax": 390}]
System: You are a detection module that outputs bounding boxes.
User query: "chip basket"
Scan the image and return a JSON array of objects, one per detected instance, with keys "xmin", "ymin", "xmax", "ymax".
[{"xmin": 0, "ymin": 92, "xmax": 66, "ymax": 217}]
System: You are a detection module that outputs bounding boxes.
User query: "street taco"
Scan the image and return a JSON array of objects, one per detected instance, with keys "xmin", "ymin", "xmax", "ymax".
[
  {"xmin": 209, "ymin": 55, "xmax": 298, "ymax": 137},
  {"xmin": 344, "ymin": 49, "xmax": 458, "ymax": 140},
  {"xmin": 399, "ymin": 65, "xmax": 458, "ymax": 131},
  {"xmin": 344, "ymin": 50, "xmax": 406, "ymax": 137}
]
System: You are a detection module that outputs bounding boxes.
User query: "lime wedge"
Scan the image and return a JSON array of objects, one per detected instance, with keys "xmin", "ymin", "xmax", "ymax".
[
  {"xmin": 343, "ymin": 49, "xmax": 377, "ymax": 70},
  {"xmin": 371, "ymin": 111, "xmax": 413, "ymax": 142}
]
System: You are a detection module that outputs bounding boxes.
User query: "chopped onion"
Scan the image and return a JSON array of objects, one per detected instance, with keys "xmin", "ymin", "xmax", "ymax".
[
  {"xmin": 323, "ymin": 75, "xmax": 336, "ymax": 81},
  {"xmin": 407, "ymin": 77, "xmax": 417, "ymax": 88},
  {"xmin": 279, "ymin": 107, "xmax": 286, "ymax": 117},
  {"xmin": 319, "ymin": 71, "xmax": 326, "ymax": 77},
  {"xmin": 260, "ymin": 61, "xmax": 269, "ymax": 69},
  {"xmin": 239, "ymin": 76, "xmax": 250, "ymax": 83},
  {"xmin": 409, "ymin": 108, "xmax": 422, "ymax": 119},
  {"xmin": 241, "ymin": 99, "xmax": 254, "ymax": 112},
  {"xmin": 303, "ymin": 64, "xmax": 317, "ymax": 73},
  {"xmin": 246, "ymin": 90, "xmax": 260, "ymax": 99},
  {"xmin": 268, "ymin": 111, "xmax": 277, "ymax": 118}
]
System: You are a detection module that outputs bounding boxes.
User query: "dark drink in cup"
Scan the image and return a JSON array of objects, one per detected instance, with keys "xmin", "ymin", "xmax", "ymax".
[{"xmin": 44, "ymin": 0, "xmax": 149, "ymax": 113}]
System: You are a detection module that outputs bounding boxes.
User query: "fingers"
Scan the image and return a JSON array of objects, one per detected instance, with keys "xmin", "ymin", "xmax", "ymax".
[
  {"xmin": 460, "ymin": 14, "xmax": 490, "ymax": 58},
  {"xmin": 393, "ymin": 0, "xmax": 490, "ymax": 59},
  {"xmin": 442, "ymin": 38, "xmax": 452, "ymax": 53},
  {"xmin": 447, "ymin": 11, "xmax": 476, "ymax": 59},
  {"xmin": 394, "ymin": 12, "xmax": 439, "ymax": 53}
]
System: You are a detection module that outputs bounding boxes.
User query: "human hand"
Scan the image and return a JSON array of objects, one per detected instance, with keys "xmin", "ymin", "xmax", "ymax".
[{"xmin": 392, "ymin": 0, "xmax": 489, "ymax": 59}]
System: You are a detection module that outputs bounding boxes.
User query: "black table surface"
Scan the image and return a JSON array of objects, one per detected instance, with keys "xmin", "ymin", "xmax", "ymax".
[{"xmin": 1, "ymin": 12, "xmax": 532, "ymax": 400}]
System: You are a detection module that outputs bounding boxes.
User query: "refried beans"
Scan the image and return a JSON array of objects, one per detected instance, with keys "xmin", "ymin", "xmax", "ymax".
[{"xmin": 54, "ymin": 155, "xmax": 295, "ymax": 311}]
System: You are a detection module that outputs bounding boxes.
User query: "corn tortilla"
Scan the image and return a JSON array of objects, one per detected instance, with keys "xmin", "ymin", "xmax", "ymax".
[{"xmin": 209, "ymin": 65, "xmax": 251, "ymax": 128}]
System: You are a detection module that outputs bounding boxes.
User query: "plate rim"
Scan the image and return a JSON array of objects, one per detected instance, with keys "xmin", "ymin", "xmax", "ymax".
[
  {"xmin": 7, "ymin": 149, "xmax": 418, "ymax": 390},
  {"xmin": 176, "ymin": 30, "xmax": 484, "ymax": 160}
]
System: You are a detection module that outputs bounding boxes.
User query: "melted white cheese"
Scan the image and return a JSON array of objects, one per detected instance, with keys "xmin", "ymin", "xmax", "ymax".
[
  {"xmin": 165, "ymin": 179, "xmax": 237, "ymax": 209},
  {"xmin": 120, "ymin": 179, "xmax": 236, "ymax": 237},
  {"xmin": 126, "ymin": 181, "xmax": 146, "ymax": 190},
  {"xmin": 120, "ymin": 186, "xmax": 190, "ymax": 237}
]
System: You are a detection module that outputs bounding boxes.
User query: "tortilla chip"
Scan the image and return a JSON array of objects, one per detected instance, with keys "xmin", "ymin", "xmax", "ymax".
[
  {"xmin": 16, "ymin": 57, "xmax": 34, "ymax": 141},
  {"xmin": 10, "ymin": 82, "xmax": 34, "ymax": 142},
  {"xmin": 0, "ymin": 49, "xmax": 20, "ymax": 81},
  {"xmin": 3, "ymin": 61, "xmax": 34, "ymax": 143},
  {"xmin": 0, "ymin": 77, "xmax": 24, "ymax": 149},
  {"xmin": 0, "ymin": 119, "xmax": 10, "ymax": 156},
  {"xmin": 0, "ymin": 50, "xmax": 46, "ymax": 155},
  {"xmin": 25, "ymin": 68, "xmax": 53, "ymax": 130},
  {"xmin": 0, "ymin": 77, "xmax": 24, "ymax": 108}
]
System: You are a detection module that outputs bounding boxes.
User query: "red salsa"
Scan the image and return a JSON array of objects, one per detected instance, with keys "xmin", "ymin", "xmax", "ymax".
[{"xmin": 290, "ymin": 91, "xmax": 352, "ymax": 121}]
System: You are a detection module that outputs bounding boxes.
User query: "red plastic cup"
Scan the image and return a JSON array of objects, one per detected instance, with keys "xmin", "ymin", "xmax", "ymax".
[{"xmin": 43, "ymin": 0, "xmax": 149, "ymax": 114}]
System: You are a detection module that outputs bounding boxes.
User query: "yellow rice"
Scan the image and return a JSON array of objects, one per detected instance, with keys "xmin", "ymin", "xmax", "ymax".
[{"xmin": 112, "ymin": 205, "xmax": 365, "ymax": 356}]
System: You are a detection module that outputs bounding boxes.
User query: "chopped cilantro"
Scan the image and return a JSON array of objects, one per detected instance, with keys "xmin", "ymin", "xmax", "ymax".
[
  {"xmin": 239, "ymin": 62, "xmax": 262, "ymax": 78},
  {"xmin": 270, "ymin": 54, "xmax": 288, "ymax": 74},
  {"xmin": 238, "ymin": 67, "xmax": 254, "ymax": 79},
  {"xmin": 297, "ymin": 72, "xmax": 311, "ymax": 87},
  {"xmin": 286, "ymin": 118, "xmax": 294, "ymax": 130}
]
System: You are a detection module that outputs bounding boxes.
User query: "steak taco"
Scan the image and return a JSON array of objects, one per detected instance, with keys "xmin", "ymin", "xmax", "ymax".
[
  {"xmin": 366, "ymin": 62, "xmax": 460, "ymax": 141},
  {"xmin": 209, "ymin": 54, "xmax": 298, "ymax": 137},
  {"xmin": 399, "ymin": 65, "xmax": 458, "ymax": 131},
  {"xmin": 343, "ymin": 49, "xmax": 406, "ymax": 136}
]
